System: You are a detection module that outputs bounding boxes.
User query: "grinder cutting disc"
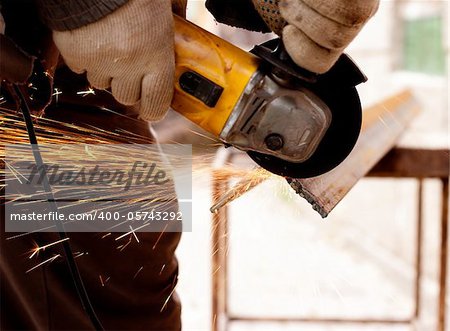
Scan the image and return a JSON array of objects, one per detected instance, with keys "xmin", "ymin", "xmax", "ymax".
[
  {"xmin": 247, "ymin": 42, "xmax": 366, "ymax": 178},
  {"xmin": 247, "ymin": 86, "xmax": 362, "ymax": 178}
]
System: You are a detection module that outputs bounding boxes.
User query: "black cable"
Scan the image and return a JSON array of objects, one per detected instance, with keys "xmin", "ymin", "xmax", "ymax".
[{"xmin": 13, "ymin": 85, "xmax": 104, "ymax": 331}]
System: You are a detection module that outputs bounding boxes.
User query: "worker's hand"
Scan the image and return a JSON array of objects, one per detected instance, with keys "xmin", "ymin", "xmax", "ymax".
[
  {"xmin": 251, "ymin": 0, "xmax": 379, "ymax": 73},
  {"xmin": 52, "ymin": 0, "xmax": 186, "ymax": 121}
]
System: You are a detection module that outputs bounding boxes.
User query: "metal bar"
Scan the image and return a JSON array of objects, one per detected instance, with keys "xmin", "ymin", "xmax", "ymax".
[
  {"xmin": 211, "ymin": 168, "xmax": 230, "ymax": 331},
  {"xmin": 368, "ymin": 149, "xmax": 449, "ymax": 178},
  {"xmin": 228, "ymin": 316, "xmax": 412, "ymax": 324},
  {"xmin": 288, "ymin": 90, "xmax": 421, "ymax": 217},
  {"xmin": 438, "ymin": 178, "xmax": 449, "ymax": 331},
  {"xmin": 414, "ymin": 180, "xmax": 423, "ymax": 319},
  {"xmin": 211, "ymin": 172, "xmax": 223, "ymax": 331},
  {"xmin": 222, "ymin": 189, "xmax": 230, "ymax": 325}
]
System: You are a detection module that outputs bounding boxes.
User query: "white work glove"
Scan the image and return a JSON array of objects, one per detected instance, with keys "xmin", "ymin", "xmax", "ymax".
[
  {"xmin": 252, "ymin": 0, "xmax": 380, "ymax": 74},
  {"xmin": 53, "ymin": 0, "xmax": 184, "ymax": 121}
]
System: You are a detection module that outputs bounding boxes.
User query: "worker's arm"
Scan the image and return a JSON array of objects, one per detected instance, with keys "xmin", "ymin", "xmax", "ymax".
[
  {"xmin": 35, "ymin": 0, "xmax": 186, "ymax": 121},
  {"xmin": 206, "ymin": 0, "xmax": 379, "ymax": 74}
]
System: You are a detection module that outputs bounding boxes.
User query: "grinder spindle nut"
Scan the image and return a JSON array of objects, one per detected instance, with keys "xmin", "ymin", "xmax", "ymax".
[{"xmin": 265, "ymin": 133, "xmax": 284, "ymax": 151}]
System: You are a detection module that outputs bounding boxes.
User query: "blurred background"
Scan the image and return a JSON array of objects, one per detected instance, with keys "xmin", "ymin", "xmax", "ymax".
[{"xmin": 154, "ymin": 1, "xmax": 449, "ymax": 330}]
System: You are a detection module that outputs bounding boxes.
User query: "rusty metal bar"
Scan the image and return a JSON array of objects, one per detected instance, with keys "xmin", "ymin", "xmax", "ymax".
[
  {"xmin": 288, "ymin": 90, "xmax": 421, "ymax": 217},
  {"xmin": 368, "ymin": 149, "xmax": 449, "ymax": 178},
  {"xmin": 211, "ymin": 169, "xmax": 228, "ymax": 331},
  {"xmin": 228, "ymin": 316, "xmax": 412, "ymax": 325},
  {"xmin": 211, "ymin": 170, "xmax": 229, "ymax": 331},
  {"xmin": 414, "ymin": 180, "xmax": 423, "ymax": 320},
  {"xmin": 438, "ymin": 178, "xmax": 449, "ymax": 331},
  {"xmin": 211, "ymin": 147, "xmax": 233, "ymax": 331}
]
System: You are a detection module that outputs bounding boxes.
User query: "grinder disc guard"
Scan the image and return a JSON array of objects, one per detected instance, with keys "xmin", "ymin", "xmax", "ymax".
[
  {"xmin": 248, "ymin": 86, "xmax": 362, "ymax": 178},
  {"xmin": 247, "ymin": 40, "xmax": 366, "ymax": 178}
]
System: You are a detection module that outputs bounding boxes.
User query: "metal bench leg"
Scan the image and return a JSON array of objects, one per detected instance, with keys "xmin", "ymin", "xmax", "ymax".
[{"xmin": 438, "ymin": 179, "xmax": 449, "ymax": 331}]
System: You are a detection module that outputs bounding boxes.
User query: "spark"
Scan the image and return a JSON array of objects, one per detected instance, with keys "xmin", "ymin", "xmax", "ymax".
[
  {"xmin": 119, "ymin": 240, "xmax": 131, "ymax": 251},
  {"xmin": 4, "ymin": 160, "xmax": 28, "ymax": 184},
  {"xmin": 187, "ymin": 128, "xmax": 218, "ymax": 143},
  {"xmin": 116, "ymin": 236, "xmax": 132, "ymax": 251},
  {"xmin": 84, "ymin": 145, "xmax": 96, "ymax": 159},
  {"xmin": 0, "ymin": 97, "xmax": 5, "ymax": 105},
  {"xmin": 212, "ymin": 266, "xmax": 221, "ymax": 276},
  {"xmin": 211, "ymin": 247, "xmax": 220, "ymax": 257},
  {"xmin": 27, "ymin": 82, "xmax": 38, "ymax": 91},
  {"xmin": 115, "ymin": 223, "xmax": 150, "ymax": 241},
  {"xmin": 159, "ymin": 264, "xmax": 166, "ymax": 275},
  {"xmin": 133, "ymin": 266, "xmax": 144, "ymax": 279},
  {"xmin": 377, "ymin": 114, "xmax": 389, "ymax": 128},
  {"xmin": 101, "ymin": 233, "xmax": 111, "ymax": 239},
  {"xmin": 28, "ymin": 237, "xmax": 70, "ymax": 259},
  {"xmin": 0, "ymin": 103, "xmax": 267, "ymax": 242},
  {"xmin": 210, "ymin": 167, "xmax": 272, "ymax": 212},
  {"xmin": 99, "ymin": 275, "xmax": 110, "ymax": 286},
  {"xmin": 128, "ymin": 225, "xmax": 140, "ymax": 243},
  {"xmin": 152, "ymin": 223, "xmax": 169, "ymax": 250},
  {"xmin": 73, "ymin": 252, "xmax": 87, "ymax": 259},
  {"xmin": 327, "ymin": 279, "xmax": 345, "ymax": 304},
  {"xmin": 77, "ymin": 88, "xmax": 95, "ymax": 97},
  {"xmin": 160, "ymin": 279, "xmax": 178, "ymax": 312},
  {"xmin": 5, "ymin": 224, "xmax": 62, "ymax": 240},
  {"xmin": 52, "ymin": 88, "xmax": 62, "ymax": 103},
  {"xmin": 26, "ymin": 254, "xmax": 60, "ymax": 273}
]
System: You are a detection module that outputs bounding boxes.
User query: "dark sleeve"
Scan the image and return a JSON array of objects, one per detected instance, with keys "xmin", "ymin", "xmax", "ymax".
[
  {"xmin": 34, "ymin": 0, "xmax": 129, "ymax": 31},
  {"xmin": 205, "ymin": 0, "xmax": 270, "ymax": 33}
]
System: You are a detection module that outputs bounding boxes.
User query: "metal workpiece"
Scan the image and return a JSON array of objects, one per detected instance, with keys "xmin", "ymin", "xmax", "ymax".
[
  {"xmin": 285, "ymin": 178, "xmax": 328, "ymax": 218},
  {"xmin": 287, "ymin": 90, "xmax": 421, "ymax": 217}
]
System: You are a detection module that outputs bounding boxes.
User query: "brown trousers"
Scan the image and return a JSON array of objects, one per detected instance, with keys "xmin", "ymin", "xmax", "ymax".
[{"xmin": 1, "ymin": 69, "xmax": 182, "ymax": 330}]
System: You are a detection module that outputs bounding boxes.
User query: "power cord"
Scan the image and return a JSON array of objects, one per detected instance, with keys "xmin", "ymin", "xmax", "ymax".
[{"xmin": 13, "ymin": 84, "xmax": 104, "ymax": 331}]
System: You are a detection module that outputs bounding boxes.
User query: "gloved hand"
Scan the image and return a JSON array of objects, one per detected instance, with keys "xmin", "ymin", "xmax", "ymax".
[
  {"xmin": 251, "ymin": 0, "xmax": 380, "ymax": 73},
  {"xmin": 53, "ymin": 0, "xmax": 186, "ymax": 121}
]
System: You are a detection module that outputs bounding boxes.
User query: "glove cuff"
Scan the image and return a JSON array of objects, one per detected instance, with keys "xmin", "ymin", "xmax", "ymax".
[
  {"xmin": 205, "ymin": 0, "xmax": 271, "ymax": 33},
  {"xmin": 251, "ymin": 0, "xmax": 286, "ymax": 35},
  {"xmin": 37, "ymin": 0, "xmax": 129, "ymax": 31}
]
